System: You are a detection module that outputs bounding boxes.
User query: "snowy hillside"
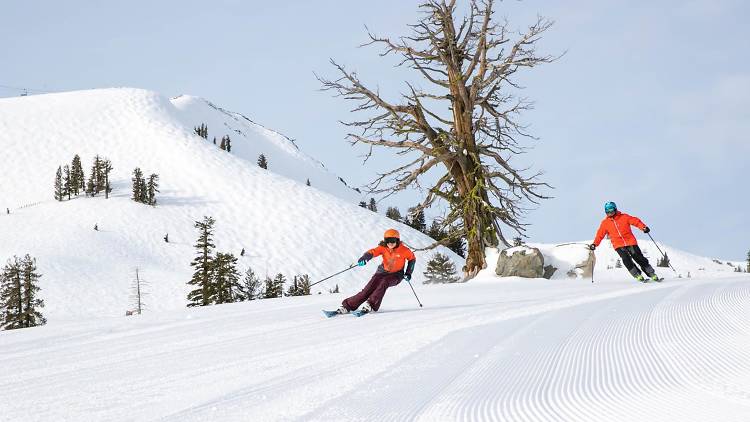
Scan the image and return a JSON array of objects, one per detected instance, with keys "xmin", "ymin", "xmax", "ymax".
[{"xmin": 0, "ymin": 88, "xmax": 460, "ymax": 321}]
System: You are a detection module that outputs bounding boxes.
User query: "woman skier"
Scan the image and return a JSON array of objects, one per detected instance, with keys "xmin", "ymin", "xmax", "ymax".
[
  {"xmin": 335, "ymin": 229, "xmax": 416, "ymax": 315},
  {"xmin": 590, "ymin": 201, "xmax": 660, "ymax": 282}
]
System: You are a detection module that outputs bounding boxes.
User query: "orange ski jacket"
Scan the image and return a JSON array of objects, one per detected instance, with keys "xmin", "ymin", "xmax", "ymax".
[
  {"xmin": 362, "ymin": 243, "xmax": 416, "ymax": 274},
  {"xmin": 593, "ymin": 211, "xmax": 647, "ymax": 249}
]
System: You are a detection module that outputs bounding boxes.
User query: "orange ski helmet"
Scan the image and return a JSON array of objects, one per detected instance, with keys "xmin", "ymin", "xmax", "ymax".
[{"xmin": 384, "ymin": 229, "xmax": 400, "ymax": 240}]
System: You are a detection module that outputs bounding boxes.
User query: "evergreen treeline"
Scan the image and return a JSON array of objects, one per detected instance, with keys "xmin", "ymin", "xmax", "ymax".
[
  {"xmin": 657, "ymin": 252, "xmax": 671, "ymax": 268},
  {"xmin": 54, "ymin": 154, "xmax": 112, "ymax": 201},
  {"xmin": 194, "ymin": 123, "xmax": 234, "ymax": 153},
  {"xmin": 0, "ymin": 255, "xmax": 46, "ymax": 330},
  {"xmin": 258, "ymin": 154, "xmax": 268, "ymax": 169},
  {"xmin": 186, "ymin": 216, "xmax": 311, "ymax": 307},
  {"xmin": 194, "ymin": 123, "xmax": 208, "ymax": 139},
  {"xmin": 131, "ymin": 168, "xmax": 159, "ymax": 206}
]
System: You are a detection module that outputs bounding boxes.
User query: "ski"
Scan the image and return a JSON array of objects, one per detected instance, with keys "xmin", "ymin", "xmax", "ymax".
[
  {"xmin": 351, "ymin": 309, "xmax": 370, "ymax": 317},
  {"xmin": 322, "ymin": 310, "xmax": 340, "ymax": 318}
]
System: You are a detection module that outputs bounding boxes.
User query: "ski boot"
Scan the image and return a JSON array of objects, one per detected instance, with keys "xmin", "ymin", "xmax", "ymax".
[
  {"xmin": 634, "ymin": 274, "xmax": 647, "ymax": 283},
  {"xmin": 352, "ymin": 302, "xmax": 373, "ymax": 317}
]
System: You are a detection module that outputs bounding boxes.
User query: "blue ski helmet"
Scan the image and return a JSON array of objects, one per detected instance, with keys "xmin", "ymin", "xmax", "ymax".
[{"xmin": 604, "ymin": 201, "xmax": 617, "ymax": 214}]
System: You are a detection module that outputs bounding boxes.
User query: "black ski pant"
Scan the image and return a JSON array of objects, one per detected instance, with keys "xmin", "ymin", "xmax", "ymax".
[{"xmin": 615, "ymin": 245, "xmax": 655, "ymax": 278}]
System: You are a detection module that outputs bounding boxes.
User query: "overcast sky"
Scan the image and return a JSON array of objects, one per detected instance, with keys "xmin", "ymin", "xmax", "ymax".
[{"xmin": 2, "ymin": 0, "xmax": 748, "ymax": 261}]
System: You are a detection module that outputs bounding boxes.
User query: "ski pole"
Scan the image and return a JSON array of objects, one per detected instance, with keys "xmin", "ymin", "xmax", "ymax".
[
  {"xmin": 405, "ymin": 279, "xmax": 423, "ymax": 307},
  {"xmin": 647, "ymin": 232, "xmax": 678, "ymax": 274},
  {"xmin": 309, "ymin": 264, "xmax": 357, "ymax": 288}
]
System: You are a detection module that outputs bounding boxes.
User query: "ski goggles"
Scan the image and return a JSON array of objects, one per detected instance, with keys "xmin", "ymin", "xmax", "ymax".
[{"xmin": 384, "ymin": 237, "xmax": 399, "ymax": 244}]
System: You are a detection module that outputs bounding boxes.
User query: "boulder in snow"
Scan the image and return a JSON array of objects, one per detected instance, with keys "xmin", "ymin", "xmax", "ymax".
[
  {"xmin": 566, "ymin": 250, "xmax": 596, "ymax": 279},
  {"xmin": 495, "ymin": 246, "xmax": 545, "ymax": 278}
]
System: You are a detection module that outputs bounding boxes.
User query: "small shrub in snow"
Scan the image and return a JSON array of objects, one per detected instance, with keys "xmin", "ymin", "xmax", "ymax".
[
  {"xmin": 257, "ymin": 154, "xmax": 268, "ymax": 169},
  {"xmin": 239, "ymin": 267, "xmax": 262, "ymax": 300},
  {"xmin": 423, "ymin": 252, "xmax": 460, "ymax": 284}
]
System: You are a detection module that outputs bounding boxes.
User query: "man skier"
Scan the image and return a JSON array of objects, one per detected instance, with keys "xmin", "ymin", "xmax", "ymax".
[
  {"xmin": 335, "ymin": 229, "xmax": 416, "ymax": 315},
  {"xmin": 589, "ymin": 202, "xmax": 660, "ymax": 282}
]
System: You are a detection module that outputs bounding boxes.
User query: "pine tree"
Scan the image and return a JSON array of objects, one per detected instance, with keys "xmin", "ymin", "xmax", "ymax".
[
  {"xmin": 71, "ymin": 154, "xmax": 85, "ymax": 196},
  {"xmin": 423, "ymin": 253, "xmax": 460, "ymax": 284},
  {"xmin": 213, "ymin": 136, "xmax": 217, "ymax": 145},
  {"xmin": 239, "ymin": 267, "xmax": 262, "ymax": 301},
  {"xmin": 368, "ymin": 198, "xmax": 378, "ymax": 212},
  {"xmin": 746, "ymin": 249, "xmax": 750, "ymax": 273},
  {"xmin": 446, "ymin": 236, "xmax": 465, "ymax": 258},
  {"xmin": 512, "ymin": 237, "xmax": 523, "ymax": 247},
  {"xmin": 407, "ymin": 207, "xmax": 427, "ymax": 233},
  {"xmin": 258, "ymin": 154, "xmax": 268, "ymax": 169},
  {"xmin": 329, "ymin": 284, "xmax": 339, "ymax": 294},
  {"xmin": 427, "ymin": 220, "xmax": 444, "ymax": 240},
  {"xmin": 385, "ymin": 207, "xmax": 402, "ymax": 222},
  {"xmin": 358, "ymin": 201, "xmax": 367, "ymax": 208},
  {"xmin": 225, "ymin": 135, "xmax": 231, "ymax": 152},
  {"xmin": 132, "ymin": 168, "xmax": 144, "ymax": 202},
  {"xmin": 264, "ymin": 273, "xmax": 285, "ymax": 298},
  {"xmin": 54, "ymin": 166, "xmax": 64, "ymax": 201},
  {"xmin": 63, "ymin": 165, "xmax": 72, "ymax": 200},
  {"xmin": 0, "ymin": 257, "xmax": 23, "ymax": 330},
  {"xmin": 213, "ymin": 252, "xmax": 242, "ymax": 304},
  {"xmin": 286, "ymin": 275, "xmax": 311, "ymax": 296},
  {"xmin": 306, "ymin": 179, "xmax": 311, "ymax": 187},
  {"xmin": 187, "ymin": 216, "xmax": 217, "ymax": 307},
  {"xmin": 85, "ymin": 175, "xmax": 95, "ymax": 197},
  {"xmin": 20, "ymin": 255, "xmax": 45, "ymax": 328},
  {"xmin": 88, "ymin": 155, "xmax": 102, "ymax": 196},
  {"xmin": 100, "ymin": 159, "xmax": 113, "ymax": 199},
  {"xmin": 615, "ymin": 259, "xmax": 622, "ymax": 268},
  {"xmin": 219, "ymin": 137, "xmax": 226, "ymax": 150},
  {"xmin": 240, "ymin": 248, "xmax": 245, "ymax": 256},
  {"xmin": 146, "ymin": 174, "xmax": 159, "ymax": 206}
]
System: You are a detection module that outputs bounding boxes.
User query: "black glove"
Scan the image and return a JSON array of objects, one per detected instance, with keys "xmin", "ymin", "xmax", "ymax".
[
  {"xmin": 588, "ymin": 244, "xmax": 596, "ymax": 251},
  {"xmin": 403, "ymin": 273, "xmax": 412, "ymax": 281},
  {"xmin": 643, "ymin": 226, "xmax": 650, "ymax": 233}
]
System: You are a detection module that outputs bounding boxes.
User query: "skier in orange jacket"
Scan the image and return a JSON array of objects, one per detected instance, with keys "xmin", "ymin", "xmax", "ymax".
[
  {"xmin": 336, "ymin": 229, "xmax": 416, "ymax": 315},
  {"xmin": 589, "ymin": 202, "xmax": 659, "ymax": 282}
]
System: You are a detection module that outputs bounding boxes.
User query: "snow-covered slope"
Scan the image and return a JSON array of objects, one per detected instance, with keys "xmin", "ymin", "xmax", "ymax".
[
  {"xmin": 0, "ymin": 88, "xmax": 460, "ymax": 321},
  {"xmin": 170, "ymin": 95, "xmax": 361, "ymax": 201},
  {"xmin": 2, "ymin": 274, "xmax": 749, "ymax": 421}
]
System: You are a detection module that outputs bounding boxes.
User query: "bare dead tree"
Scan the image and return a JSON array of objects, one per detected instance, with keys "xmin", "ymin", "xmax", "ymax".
[
  {"xmin": 318, "ymin": 0, "xmax": 556, "ymax": 279},
  {"xmin": 129, "ymin": 267, "xmax": 148, "ymax": 315}
]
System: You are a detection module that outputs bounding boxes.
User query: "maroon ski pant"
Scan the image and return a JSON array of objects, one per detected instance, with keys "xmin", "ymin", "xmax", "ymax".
[{"xmin": 342, "ymin": 271, "xmax": 402, "ymax": 312}]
